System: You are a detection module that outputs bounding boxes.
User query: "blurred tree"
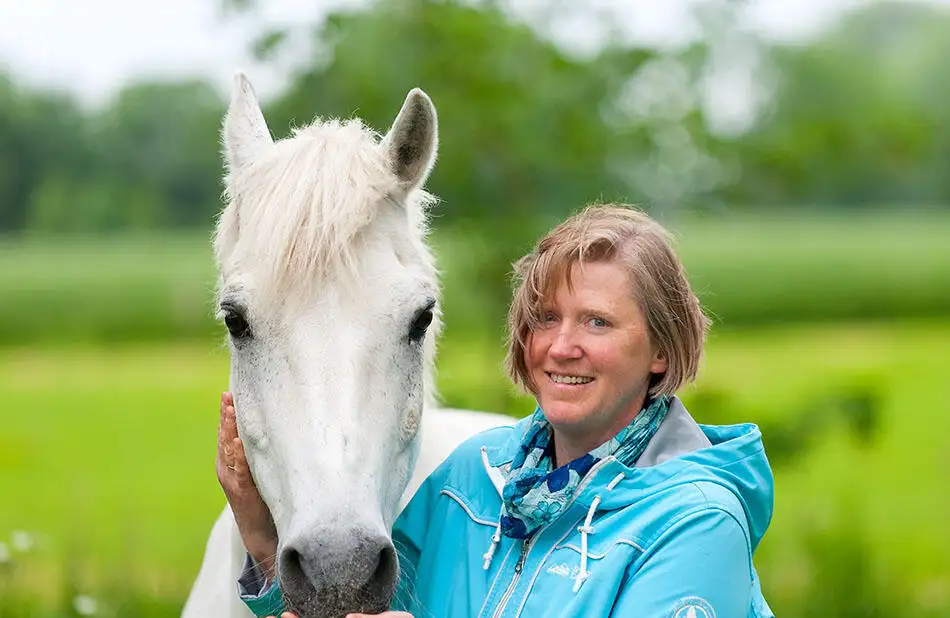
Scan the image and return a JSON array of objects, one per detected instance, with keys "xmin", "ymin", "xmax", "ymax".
[
  {"xmin": 90, "ymin": 80, "xmax": 225, "ymax": 228},
  {"xmin": 716, "ymin": 0, "xmax": 950, "ymax": 208},
  {"xmin": 0, "ymin": 75, "xmax": 224, "ymax": 234},
  {"xmin": 26, "ymin": 174, "xmax": 167, "ymax": 232},
  {"xmin": 2, "ymin": 0, "xmax": 948, "ymax": 237},
  {"xmin": 0, "ymin": 75, "xmax": 89, "ymax": 232}
]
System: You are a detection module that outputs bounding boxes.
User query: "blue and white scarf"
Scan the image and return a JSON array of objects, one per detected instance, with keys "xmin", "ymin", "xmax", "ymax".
[{"xmin": 500, "ymin": 395, "xmax": 671, "ymax": 539}]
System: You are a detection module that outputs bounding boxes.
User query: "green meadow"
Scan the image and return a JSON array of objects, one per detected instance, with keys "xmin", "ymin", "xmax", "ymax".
[
  {"xmin": 3, "ymin": 323, "xmax": 949, "ymax": 612},
  {"xmin": 2, "ymin": 212, "xmax": 949, "ymax": 615}
]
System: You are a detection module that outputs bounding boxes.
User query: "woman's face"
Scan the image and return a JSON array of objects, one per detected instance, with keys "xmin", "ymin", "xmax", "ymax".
[{"xmin": 526, "ymin": 259, "xmax": 667, "ymax": 445}]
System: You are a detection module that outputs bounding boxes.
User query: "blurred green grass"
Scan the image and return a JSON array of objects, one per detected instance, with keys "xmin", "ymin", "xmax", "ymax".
[
  {"xmin": 2, "ymin": 320, "xmax": 949, "ymax": 611},
  {"xmin": 0, "ymin": 344, "xmax": 229, "ymax": 588}
]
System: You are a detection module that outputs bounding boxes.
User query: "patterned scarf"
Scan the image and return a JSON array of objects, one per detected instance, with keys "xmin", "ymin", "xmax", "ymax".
[{"xmin": 500, "ymin": 395, "xmax": 671, "ymax": 539}]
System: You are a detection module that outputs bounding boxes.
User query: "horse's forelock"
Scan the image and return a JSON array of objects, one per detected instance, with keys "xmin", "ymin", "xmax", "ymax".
[{"xmin": 214, "ymin": 117, "xmax": 436, "ymax": 305}]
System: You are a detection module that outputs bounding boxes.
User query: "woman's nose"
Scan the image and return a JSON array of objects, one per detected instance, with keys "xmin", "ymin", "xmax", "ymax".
[{"xmin": 547, "ymin": 326, "xmax": 582, "ymax": 360}]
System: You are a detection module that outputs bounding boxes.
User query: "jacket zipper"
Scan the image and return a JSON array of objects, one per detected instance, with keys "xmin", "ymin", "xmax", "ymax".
[
  {"xmin": 488, "ymin": 458, "xmax": 613, "ymax": 618},
  {"xmin": 490, "ymin": 540, "xmax": 530, "ymax": 618}
]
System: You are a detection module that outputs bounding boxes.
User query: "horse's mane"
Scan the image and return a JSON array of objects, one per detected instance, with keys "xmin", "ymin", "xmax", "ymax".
[{"xmin": 214, "ymin": 116, "xmax": 437, "ymax": 303}]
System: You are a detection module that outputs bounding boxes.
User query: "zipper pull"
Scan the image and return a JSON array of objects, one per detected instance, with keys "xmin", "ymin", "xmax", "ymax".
[{"xmin": 514, "ymin": 541, "xmax": 529, "ymax": 573}]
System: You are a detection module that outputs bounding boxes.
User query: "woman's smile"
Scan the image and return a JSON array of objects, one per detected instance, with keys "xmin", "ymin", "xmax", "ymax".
[{"xmin": 546, "ymin": 371, "xmax": 595, "ymax": 386}]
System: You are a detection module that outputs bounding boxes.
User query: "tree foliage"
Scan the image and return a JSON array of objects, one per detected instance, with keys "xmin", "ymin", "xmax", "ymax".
[
  {"xmin": 257, "ymin": 0, "xmax": 660, "ymax": 226},
  {"xmin": 716, "ymin": 1, "xmax": 950, "ymax": 207},
  {"xmin": 0, "ymin": 0, "xmax": 948, "ymax": 235}
]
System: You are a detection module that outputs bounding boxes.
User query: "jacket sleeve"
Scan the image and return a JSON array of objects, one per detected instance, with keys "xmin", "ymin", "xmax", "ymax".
[
  {"xmin": 237, "ymin": 554, "xmax": 286, "ymax": 617},
  {"xmin": 390, "ymin": 464, "xmax": 444, "ymax": 612},
  {"xmin": 609, "ymin": 507, "xmax": 753, "ymax": 618}
]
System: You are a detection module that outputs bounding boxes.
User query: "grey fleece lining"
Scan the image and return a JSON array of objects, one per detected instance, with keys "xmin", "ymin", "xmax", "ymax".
[{"xmin": 634, "ymin": 396, "xmax": 711, "ymax": 467}]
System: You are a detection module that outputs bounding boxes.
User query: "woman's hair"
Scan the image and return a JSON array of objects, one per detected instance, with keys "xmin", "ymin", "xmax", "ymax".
[{"xmin": 505, "ymin": 204, "xmax": 710, "ymax": 398}]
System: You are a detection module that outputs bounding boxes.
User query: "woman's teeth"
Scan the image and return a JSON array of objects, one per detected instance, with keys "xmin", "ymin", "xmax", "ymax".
[{"xmin": 549, "ymin": 374, "xmax": 593, "ymax": 385}]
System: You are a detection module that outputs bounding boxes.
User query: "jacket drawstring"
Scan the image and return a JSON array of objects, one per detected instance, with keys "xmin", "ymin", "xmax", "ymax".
[
  {"xmin": 573, "ymin": 472, "xmax": 626, "ymax": 593},
  {"xmin": 483, "ymin": 508, "xmax": 504, "ymax": 570},
  {"xmin": 480, "ymin": 447, "xmax": 508, "ymax": 571},
  {"xmin": 481, "ymin": 467, "xmax": 628, "ymax": 583}
]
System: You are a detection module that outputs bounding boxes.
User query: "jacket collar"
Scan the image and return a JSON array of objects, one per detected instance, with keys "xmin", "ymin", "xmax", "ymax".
[{"xmin": 480, "ymin": 396, "xmax": 711, "ymax": 484}]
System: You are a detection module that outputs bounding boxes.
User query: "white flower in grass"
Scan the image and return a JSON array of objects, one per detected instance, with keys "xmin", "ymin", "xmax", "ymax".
[
  {"xmin": 11, "ymin": 530, "xmax": 33, "ymax": 553},
  {"xmin": 73, "ymin": 594, "xmax": 99, "ymax": 616}
]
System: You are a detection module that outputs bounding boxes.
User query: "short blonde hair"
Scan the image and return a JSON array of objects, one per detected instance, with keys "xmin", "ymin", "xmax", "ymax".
[{"xmin": 505, "ymin": 204, "xmax": 710, "ymax": 398}]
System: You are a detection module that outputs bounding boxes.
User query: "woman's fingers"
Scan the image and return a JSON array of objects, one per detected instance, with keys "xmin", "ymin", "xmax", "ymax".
[
  {"xmin": 233, "ymin": 435, "xmax": 252, "ymax": 481},
  {"xmin": 217, "ymin": 393, "xmax": 227, "ymax": 457},
  {"xmin": 216, "ymin": 394, "xmax": 229, "ymax": 481},
  {"xmin": 217, "ymin": 392, "xmax": 240, "ymax": 484},
  {"xmin": 265, "ymin": 608, "xmax": 413, "ymax": 617},
  {"xmin": 214, "ymin": 390, "xmax": 279, "ymax": 577}
]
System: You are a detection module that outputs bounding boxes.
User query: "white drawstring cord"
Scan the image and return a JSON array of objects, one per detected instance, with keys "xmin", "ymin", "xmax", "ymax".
[
  {"xmin": 480, "ymin": 448, "xmax": 507, "ymax": 571},
  {"xmin": 572, "ymin": 496, "xmax": 600, "ymax": 592},
  {"xmin": 483, "ymin": 511, "xmax": 504, "ymax": 570},
  {"xmin": 482, "ymin": 471, "xmax": 626, "ymax": 580},
  {"xmin": 573, "ymin": 472, "xmax": 626, "ymax": 593}
]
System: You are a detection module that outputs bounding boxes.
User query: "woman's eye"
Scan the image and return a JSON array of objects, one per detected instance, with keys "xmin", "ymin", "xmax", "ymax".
[{"xmin": 588, "ymin": 317, "xmax": 609, "ymax": 328}]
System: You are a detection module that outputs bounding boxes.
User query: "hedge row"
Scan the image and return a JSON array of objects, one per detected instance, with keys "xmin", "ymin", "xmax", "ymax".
[{"xmin": 2, "ymin": 211, "xmax": 948, "ymax": 346}]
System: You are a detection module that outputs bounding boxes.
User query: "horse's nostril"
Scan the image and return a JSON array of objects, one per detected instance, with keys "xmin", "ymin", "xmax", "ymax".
[
  {"xmin": 368, "ymin": 543, "xmax": 398, "ymax": 595},
  {"xmin": 279, "ymin": 545, "xmax": 311, "ymax": 590}
]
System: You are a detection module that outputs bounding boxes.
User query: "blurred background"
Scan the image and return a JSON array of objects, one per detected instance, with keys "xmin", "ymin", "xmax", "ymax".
[{"xmin": 1, "ymin": 0, "xmax": 949, "ymax": 615}]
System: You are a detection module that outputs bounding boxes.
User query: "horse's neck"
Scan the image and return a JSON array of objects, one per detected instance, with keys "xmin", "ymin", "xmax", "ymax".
[{"xmin": 406, "ymin": 406, "xmax": 511, "ymax": 503}]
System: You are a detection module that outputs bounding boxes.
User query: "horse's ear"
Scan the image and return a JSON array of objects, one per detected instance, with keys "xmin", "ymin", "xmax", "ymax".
[
  {"xmin": 382, "ymin": 88, "xmax": 438, "ymax": 193},
  {"xmin": 223, "ymin": 71, "xmax": 274, "ymax": 174}
]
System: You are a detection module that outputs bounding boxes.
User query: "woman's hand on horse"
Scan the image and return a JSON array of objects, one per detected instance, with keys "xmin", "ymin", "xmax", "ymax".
[
  {"xmin": 267, "ymin": 612, "xmax": 412, "ymax": 618},
  {"xmin": 217, "ymin": 391, "xmax": 279, "ymax": 580}
]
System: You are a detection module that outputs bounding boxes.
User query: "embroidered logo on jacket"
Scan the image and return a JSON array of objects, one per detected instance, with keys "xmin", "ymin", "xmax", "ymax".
[
  {"xmin": 546, "ymin": 562, "xmax": 580, "ymax": 580},
  {"xmin": 669, "ymin": 596, "xmax": 716, "ymax": 618}
]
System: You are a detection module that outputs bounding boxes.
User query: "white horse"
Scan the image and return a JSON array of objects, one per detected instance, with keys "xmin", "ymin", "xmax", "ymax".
[{"xmin": 181, "ymin": 74, "xmax": 511, "ymax": 618}]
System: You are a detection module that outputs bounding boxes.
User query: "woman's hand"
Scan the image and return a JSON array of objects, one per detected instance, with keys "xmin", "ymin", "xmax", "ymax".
[
  {"xmin": 217, "ymin": 391, "xmax": 279, "ymax": 580},
  {"xmin": 267, "ymin": 612, "xmax": 412, "ymax": 618}
]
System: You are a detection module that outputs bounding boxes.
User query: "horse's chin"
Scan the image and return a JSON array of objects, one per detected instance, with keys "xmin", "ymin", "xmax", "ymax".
[{"xmin": 281, "ymin": 580, "xmax": 394, "ymax": 618}]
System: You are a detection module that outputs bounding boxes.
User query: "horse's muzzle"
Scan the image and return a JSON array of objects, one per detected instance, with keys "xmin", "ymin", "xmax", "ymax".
[{"xmin": 278, "ymin": 525, "xmax": 398, "ymax": 618}]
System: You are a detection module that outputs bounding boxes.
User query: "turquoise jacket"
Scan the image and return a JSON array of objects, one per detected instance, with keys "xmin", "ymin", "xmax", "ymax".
[{"xmin": 240, "ymin": 397, "xmax": 776, "ymax": 617}]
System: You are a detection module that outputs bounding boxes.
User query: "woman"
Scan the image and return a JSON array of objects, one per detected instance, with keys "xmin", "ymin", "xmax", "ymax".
[{"xmin": 219, "ymin": 204, "xmax": 775, "ymax": 618}]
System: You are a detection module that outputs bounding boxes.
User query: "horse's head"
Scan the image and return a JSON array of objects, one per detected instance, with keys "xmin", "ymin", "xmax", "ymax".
[{"xmin": 213, "ymin": 73, "xmax": 440, "ymax": 617}]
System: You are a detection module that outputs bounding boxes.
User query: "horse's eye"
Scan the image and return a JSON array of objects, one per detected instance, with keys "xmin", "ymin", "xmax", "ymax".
[
  {"xmin": 408, "ymin": 301, "xmax": 435, "ymax": 343},
  {"xmin": 224, "ymin": 310, "xmax": 252, "ymax": 339}
]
